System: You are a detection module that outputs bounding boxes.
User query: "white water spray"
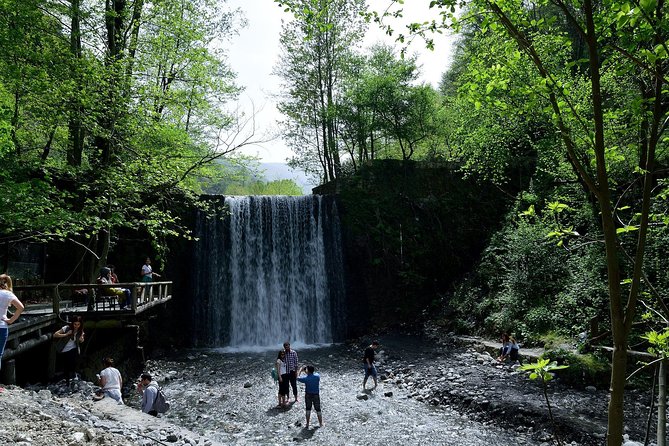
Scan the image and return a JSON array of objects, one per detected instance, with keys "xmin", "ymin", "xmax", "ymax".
[{"xmin": 192, "ymin": 195, "xmax": 344, "ymax": 348}]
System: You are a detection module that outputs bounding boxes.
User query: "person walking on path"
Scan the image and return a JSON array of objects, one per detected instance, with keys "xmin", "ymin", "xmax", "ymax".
[
  {"xmin": 283, "ymin": 341, "xmax": 299, "ymax": 403},
  {"xmin": 0, "ymin": 274, "xmax": 24, "ymax": 376},
  {"xmin": 297, "ymin": 365, "xmax": 323, "ymax": 428},
  {"xmin": 276, "ymin": 350, "xmax": 289, "ymax": 408},
  {"xmin": 98, "ymin": 357, "xmax": 124, "ymax": 404},
  {"xmin": 53, "ymin": 315, "xmax": 85, "ymax": 384},
  {"xmin": 137, "ymin": 373, "xmax": 159, "ymax": 416},
  {"xmin": 363, "ymin": 340, "xmax": 380, "ymax": 390}
]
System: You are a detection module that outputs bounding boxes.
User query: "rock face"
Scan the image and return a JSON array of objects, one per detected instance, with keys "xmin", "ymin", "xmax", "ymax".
[
  {"xmin": 384, "ymin": 324, "xmax": 653, "ymax": 446},
  {"xmin": 0, "ymin": 385, "xmax": 221, "ymax": 446}
]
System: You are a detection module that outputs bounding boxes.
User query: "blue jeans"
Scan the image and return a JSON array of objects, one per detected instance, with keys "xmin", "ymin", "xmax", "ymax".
[
  {"xmin": 0, "ymin": 327, "xmax": 8, "ymax": 371},
  {"xmin": 364, "ymin": 364, "xmax": 377, "ymax": 379}
]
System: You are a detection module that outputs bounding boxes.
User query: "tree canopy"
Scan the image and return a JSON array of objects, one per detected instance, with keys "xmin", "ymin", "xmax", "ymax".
[{"xmin": 0, "ymin": 0, "xmax": 262, "ymax": 275}]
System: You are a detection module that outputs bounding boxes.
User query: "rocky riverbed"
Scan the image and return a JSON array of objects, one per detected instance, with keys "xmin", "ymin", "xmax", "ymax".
[{"xmin": 0, "ymin": 329, "xmax": 656, "ymax": 445}]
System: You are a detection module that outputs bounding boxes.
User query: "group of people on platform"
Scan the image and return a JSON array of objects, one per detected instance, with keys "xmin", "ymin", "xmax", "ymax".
[
  {"xmin": 273, "ymin": 339, "xmax": 381, "ymax": 429},
  {"xmin": 0, "ymin": 259, "xmax": 165, "ymax": 416},
  {"xmin": 96, "ymin": 257, "xmax": 161, "ymax": 310}
]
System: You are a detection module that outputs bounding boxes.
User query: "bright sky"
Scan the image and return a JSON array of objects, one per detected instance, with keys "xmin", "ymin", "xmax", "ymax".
[{"xmin": 226, "ymin": 0, "xmax": 457, "ymax": 163}]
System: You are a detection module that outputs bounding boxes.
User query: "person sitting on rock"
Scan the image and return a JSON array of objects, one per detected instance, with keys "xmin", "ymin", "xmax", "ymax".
[
  {"xmin": 498, "ymin": 333, "xmax": 521, "ymax": 363},
  {"xmin": 97, "ymin": 357, "xmax": 124, "ymax": 404},
  {"xmin": 497, "ymin": 333, "xmax": 511, "ymax": 361}
]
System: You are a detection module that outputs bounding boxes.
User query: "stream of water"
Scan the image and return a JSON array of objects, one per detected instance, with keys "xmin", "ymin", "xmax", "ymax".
[{"xmin": 191, "ymin": 195, "xmax": 345, "ymax": 349}]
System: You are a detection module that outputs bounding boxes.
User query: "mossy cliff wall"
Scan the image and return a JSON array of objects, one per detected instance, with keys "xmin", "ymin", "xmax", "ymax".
[{"xmin": 317, "ymin": 160, "xmax": 513, "ymax": 335}]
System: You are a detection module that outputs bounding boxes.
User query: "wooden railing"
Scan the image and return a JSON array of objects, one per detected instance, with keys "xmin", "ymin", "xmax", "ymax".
[{"xmin": 12, "ymin": 281, "xmax": 172, "ymax": 314}]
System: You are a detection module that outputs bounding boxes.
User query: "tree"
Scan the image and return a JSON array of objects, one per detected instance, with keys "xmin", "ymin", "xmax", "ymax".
[
  {"xmin": 0, "ymin": 0, "xmax": 255, "ymax": 279},
  {"xmin": 337, "ymin": 44, "xmax": 443, "ymax": 164},
  {"xmin": 384, "ymin": 0, "xmax": 669, "ymax": 443},
  {"xmin": 274, "ymin": 0, "xmax": 367, "ymax": 183}
]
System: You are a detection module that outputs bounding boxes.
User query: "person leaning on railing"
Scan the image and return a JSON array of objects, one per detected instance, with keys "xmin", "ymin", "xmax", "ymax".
[{"xmin": 140, "ymin": 257, "xmax": 161, "ymax": 283}]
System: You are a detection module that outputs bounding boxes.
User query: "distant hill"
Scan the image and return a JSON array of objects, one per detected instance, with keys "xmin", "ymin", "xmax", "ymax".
[{"xmin": 259, "ymin": 163, "xmax": 318, "ymax": 195}]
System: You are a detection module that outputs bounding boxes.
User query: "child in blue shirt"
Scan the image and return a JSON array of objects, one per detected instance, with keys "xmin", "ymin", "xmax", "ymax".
[{"xmin": 297, "ymin": 365, "xmax": 323, "ymax": 428}]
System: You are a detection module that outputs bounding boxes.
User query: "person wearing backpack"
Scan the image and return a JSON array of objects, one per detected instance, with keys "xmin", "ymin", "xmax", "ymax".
[{"xmin": 138, "ymin": 373, "xmax": 159, "ymax": 416}]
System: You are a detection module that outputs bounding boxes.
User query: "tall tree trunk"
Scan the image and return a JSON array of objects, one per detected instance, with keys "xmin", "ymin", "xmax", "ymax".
[
  {"xmin": 67, "ymin": 0, "xmax": 84, "ymax": 167},
  {"xmin": 96, "ymin": 0, "xmax": 126, "ymax": 165},
  {"xmin": 658, "ymin": 360, "xmax": 666, "ymax": 446}
]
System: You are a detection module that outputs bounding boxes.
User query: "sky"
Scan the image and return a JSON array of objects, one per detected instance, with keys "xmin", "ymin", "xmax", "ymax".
[{"xmin": 225, "ymin": 0, "xmax": 458, "ymax": 164}]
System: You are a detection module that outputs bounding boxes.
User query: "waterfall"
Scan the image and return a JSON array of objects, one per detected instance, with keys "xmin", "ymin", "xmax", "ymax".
[{"xmin": 191, "ymin": 195, "xmax": 345, "ymax": 348}]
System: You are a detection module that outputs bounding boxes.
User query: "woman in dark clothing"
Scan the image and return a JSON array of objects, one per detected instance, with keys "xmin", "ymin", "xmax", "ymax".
[{"xmin": 53, "ymin": 315, "xmax": 85, "ymax": 384}]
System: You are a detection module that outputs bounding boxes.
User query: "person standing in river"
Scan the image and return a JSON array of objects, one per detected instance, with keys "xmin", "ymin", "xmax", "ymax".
[
  {"xmin": 363, "ymin": 340, "xmax": 380, "ymax": 390},
  {"xmin": 283, "ymin": 341, "xmax": 299, "ymax": 402},
  {"xmin": 297, "ymin": 365, "xmax": 323, "ymax": 428},
  {"xmin": 0, "ymin": 274, "xmax": 24, "ymax": 376}
]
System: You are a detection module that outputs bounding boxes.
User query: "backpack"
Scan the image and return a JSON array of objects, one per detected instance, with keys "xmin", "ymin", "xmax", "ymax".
[
  {"xmin": 271, "ymin": 366, "xmax": 278, "ymax": 383},
  {"xmin": 150, "ymin": 384, "xmax": 170, "ymax": 414}
]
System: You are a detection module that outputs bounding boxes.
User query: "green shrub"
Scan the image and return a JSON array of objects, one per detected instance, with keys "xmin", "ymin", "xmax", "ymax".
[{"xmin": 541, "ymin": 348, "xmax": 609, "ymax": 388}]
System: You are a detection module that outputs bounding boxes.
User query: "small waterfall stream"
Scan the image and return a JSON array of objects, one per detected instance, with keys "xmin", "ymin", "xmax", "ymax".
[{"xmin": 191, "ymin": 195, "xmax": 345, "ymax": 348}]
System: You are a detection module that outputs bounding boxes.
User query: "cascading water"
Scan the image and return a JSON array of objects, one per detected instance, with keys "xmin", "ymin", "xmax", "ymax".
[{"xmin": 191, "ymin": 195, "xmax": 345, "ymax": 348}]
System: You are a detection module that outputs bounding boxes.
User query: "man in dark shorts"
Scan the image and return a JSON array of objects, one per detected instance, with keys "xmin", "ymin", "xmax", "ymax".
[
  {"xmin": 297, "ymin": 365, "xmax": 323, "ymax": 428},
  {"xmin": 363, "ymin": 340, "xmax": 380, "ymax": 390}
]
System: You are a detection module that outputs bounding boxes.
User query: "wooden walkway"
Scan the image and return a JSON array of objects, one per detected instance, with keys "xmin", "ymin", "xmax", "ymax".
[{"xmin": 3, "ymin": 281, "xmax": 172, "ymax": 363}]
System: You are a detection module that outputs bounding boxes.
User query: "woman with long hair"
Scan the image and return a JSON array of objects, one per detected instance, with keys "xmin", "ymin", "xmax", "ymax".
[
  {"xmin": 276, "ymin": 350, "xmax": 289, "ymax": 408},
  {"xmin": 53, "ymin": 315, "xmax": 85, "ymax": 384},
  {"xmin": 0, "ymin": 274, "xmax": 25, "ymax": 373}
]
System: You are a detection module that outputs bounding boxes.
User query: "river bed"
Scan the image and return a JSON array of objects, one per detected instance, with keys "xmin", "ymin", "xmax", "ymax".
[{"xmin": 143, "ymin": 337, "xmax": 549, "ymax": 445}]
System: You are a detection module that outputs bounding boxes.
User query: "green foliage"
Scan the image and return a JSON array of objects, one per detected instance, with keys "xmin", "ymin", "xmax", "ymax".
[
  {"xmin": 0, "ymin": 0, "xmax": 252, "ymax": 270},
  {"xmin": 540, "ymin": 348, "xmax": 609, "ymax": 387},
  {"xmin": 275, "ymin": 0, "xmax": 367, "ymax": 182},
  {"xmin": 225, "ymin": 179, "xmax": 304, "ymax": 196},
  {"xmin": 520, "ymin": 357, "xmax": 569, "ymax": 445},
  {"xmin": 519, "ymin": 357, "xmax": 569, "ymax": 383}
]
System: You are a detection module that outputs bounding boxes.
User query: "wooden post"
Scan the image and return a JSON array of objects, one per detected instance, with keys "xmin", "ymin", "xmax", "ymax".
[
  {"xmin": 658, "ymin": 359, "xmax": 666, "ymax": 446},
  {"xmin": 131, "ymin": 285, "xmax": 139, "ymax": 308},
  {"xmin": 47, "ymin": 339, "xmax": 58, "ymax": 380},
  {"xmin": 131, "ymin": 288, "xmax": 138, "ymax": 313},
  {"xmin": 1, "ymin": 359, "xmax": 16, "ymax": 385},
  {"xmin": 51, "ymin": 286, "xmax": 60, "ymax": 314}
]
